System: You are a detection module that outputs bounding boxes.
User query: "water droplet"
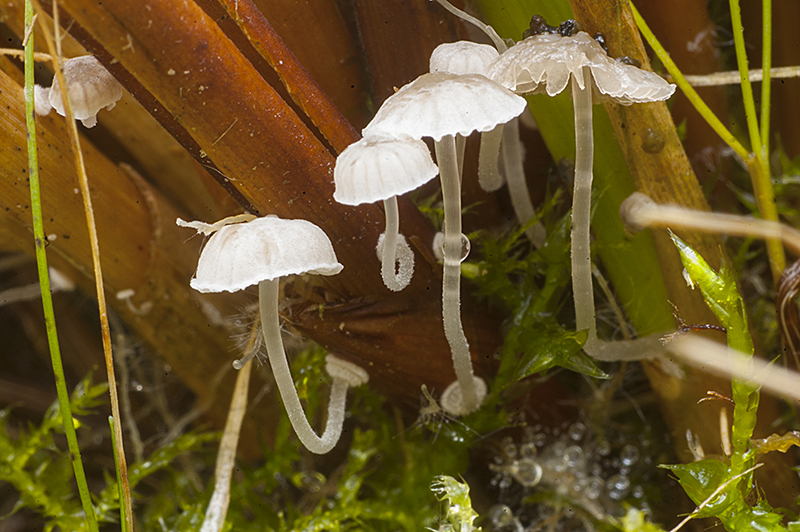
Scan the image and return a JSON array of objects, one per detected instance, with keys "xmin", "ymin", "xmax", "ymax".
[
  {"xmin": 532, "ymin": 433, "xmax": 547, "ymax": 447},
  {"xmin": 641, "ymin": 128, "xmax": 665, "ymax": 154},
  {"xmin": 459, "ymin": 233, "xmax": 471, "ymax": 261},
  {"xmin": 633, "ymin": 485, "xmax": 645, "ymax": 498},
  {"xmin": 512, "ymin": 458, "xmax": 542, "ymax": 487},
  {"xmin": 597, "ymin": 442, "xmax": 611, "ymax": 456},
  {"xmin": 564, "ymin": 445, "xmax": 584, "ymax": 467},
  {"xmin": 488, "ymin": 505, "xmax": 516, "ymax": 527},
  {"xmin": 586, "ymin": 476, "xmax": 604, "ymax": 500},
  {"xmin": 520, "ymin": 442, "xmax": 537, "ymax": 459},
  {"xmin": 620, "ymin": 444, "xmax": 639, "ymax": 466},
  {"xmin": 606, "ymin": 474, "xmax": 630, "ymax": 500},
  {"xmin": 501, "ymin": 436, "xmax": 517, "ymax": 458},
  {"xmin": 568, "ymin": 422, "xmax": 585, "ymax": 441}
]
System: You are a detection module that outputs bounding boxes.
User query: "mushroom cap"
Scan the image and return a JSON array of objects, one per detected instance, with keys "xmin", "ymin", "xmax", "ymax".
[
  {"xmin": 325, "ymin": 355, "xmax": 369, "ymax": 387},
  {"xmin": 190, "ymin": 216, "xmax": 343, "ymax": 293},
  {"xmin": 429, "ymin": 41, "xmax": 500, "ymax": 76},
  {"xmin": 486, "ymin": 32, "xmax": 675, "ymax": 104},
  {"xmin": 49, "ymin": 56, "xmax": 124, "ymax": 127},
  {"xmin": 362, "ymin": 72, "xmax": 526, "ymax": 142},
  {"xmin": 333, "ymin": 135, "xmax": 439, "ymax": 205}
]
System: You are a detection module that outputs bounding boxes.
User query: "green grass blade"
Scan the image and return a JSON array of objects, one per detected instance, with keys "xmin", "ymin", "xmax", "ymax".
[{"xmin": 23, "ymin": 2, "xmax": 98, "ymax": 530}]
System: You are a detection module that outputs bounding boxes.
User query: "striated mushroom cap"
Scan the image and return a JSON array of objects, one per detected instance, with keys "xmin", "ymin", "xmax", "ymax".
[
  {"xmin": 363, "ymin": 72, "xmax": 526, "ymax": 141},
  {"xmin": 333, "ymin": 135, "xmax": 439, "ymax": 205},
  {"xmin": 49, "ymin": 56, "xmax": 124, "ymax": 128},
  {"xmin": 190, "ymin": 216, "xmax": 342, "ymax": 293},
  {"xmin": 429, "ymin": 41, "xmax": 500, "ymax": 76},
  {"xmin": 486, "ymin": 31, "xmax": 675, "ymax": 104}
]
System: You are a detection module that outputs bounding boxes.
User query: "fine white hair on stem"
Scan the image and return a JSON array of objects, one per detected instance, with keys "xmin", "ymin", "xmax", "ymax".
[
  {"xmin": 200, "ymin": 358, "xmax": 251, "ymax": 532},
  {"xmin": 620, "ymin": 192, "xmax": 800, "ymax": 256},
  {"xmin": 666, "ymin": 335, "xmax": 800, "ymax": 404},
  {"xmin": 436, "ymin": 135, "xmax": 481, "ymax": 414}
]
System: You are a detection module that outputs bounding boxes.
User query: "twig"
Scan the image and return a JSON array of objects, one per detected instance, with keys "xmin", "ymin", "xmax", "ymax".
[
  {"xmin": 678, "ymin": 66, "xmax": 800, "ymax": 86},
  {"xmin": 200, "ymin": 355, "xmax": 252, "ymax": 532},
  {"xmin": 30, "ymin": 0, "xmax": 133, "ymax": 527}
]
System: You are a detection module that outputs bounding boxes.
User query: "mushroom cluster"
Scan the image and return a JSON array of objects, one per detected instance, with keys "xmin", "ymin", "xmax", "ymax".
[{"xmin": 338, "ymin": 68, "xmax": 526, "ymax": 415}]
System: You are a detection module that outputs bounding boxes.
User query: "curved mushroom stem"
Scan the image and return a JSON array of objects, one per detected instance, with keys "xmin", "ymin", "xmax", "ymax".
[
  {"xmin": 570, "ymin": 67, "xmax": 597, "ymax": 352},
  {"xmin": 258, "ymin": 278, "xmax": 351, "ymax": 454},
  {"xmin": 478, "ymin": 124, "xmax": 505, "ymax": 192},
  {"xmin": 380, "ymin": 196, "xmax": 414, "ymax": 291},
  {"xmin": 502, "ymin": 117, "xmax": 546, "ymax": 247},
  {"xmin": 435, "ymin": 134, "xmax": 481, "ymax": 415}
]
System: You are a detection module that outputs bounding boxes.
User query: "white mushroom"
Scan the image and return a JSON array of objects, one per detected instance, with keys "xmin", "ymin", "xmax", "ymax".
[
  {"xmin": 46, "ymin": 55, "xmax": 123, "ymax": 128},
  {"xmin": 333, "ymin": 135, "xmax": 439, "ymax": 291},
  {"xmin": 487, "ymin": 28, "xmax": 675, "ymax": 362},
  {"xmin": 429, "ymin": 1, "xmax": 546, "ymax": 247},
  {"xmin": 363, "ymin": 72, "xmax": 526, "ymax": 414},
  {"xmin": 182, "ymin": 215, "xmax": 368, "ymax": 454}
]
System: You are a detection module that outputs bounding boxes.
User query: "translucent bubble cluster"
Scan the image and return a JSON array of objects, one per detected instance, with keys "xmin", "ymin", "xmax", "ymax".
[{"xmin": 487, "ymin": 420, "xmax": 654, "ymax": 529}]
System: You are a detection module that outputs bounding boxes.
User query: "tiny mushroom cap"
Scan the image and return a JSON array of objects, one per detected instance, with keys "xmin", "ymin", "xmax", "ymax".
[
  {"xmin": 190, "ymin": 216, "xmax": 342, "ymax": 293},
  {"xmin": 48, "ymin": 55, "xmax": 124, "ymax": 128},
  {"xmin": 486, "ymin": 31, "xmax": 675, "ymax": 104},
  {"xmin": 363, "ymin": 72, "xmax": 527, "ymax": 141},
  {"xmin": 429, "ymin": 41, "xmax": 500, "ymax": 76},
  {"xmin": 325, "ymin": 355, "xmax": 369, "ymax": 387},
  {"xmin": 333, "ymin": 135, "xmax": 439, "ymax": 205}
]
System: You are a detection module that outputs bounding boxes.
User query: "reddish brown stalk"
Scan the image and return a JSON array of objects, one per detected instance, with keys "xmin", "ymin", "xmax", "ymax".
[{"xmin": 216, "ymin": 0, "xmax": 359, "ymax": 154}]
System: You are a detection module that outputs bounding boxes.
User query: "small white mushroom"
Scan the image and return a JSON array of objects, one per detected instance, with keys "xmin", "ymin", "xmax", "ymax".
[
  {"xmin": 182, "ymin": 215, "xmax": 367, "ymax": 454},
  {"xmin": 430, "ymin": 38, "xmax": 545, "ymax": 246},
  {"xmin": 334, "ymin": 135, "xmax": 439, "ymax": 291},
  {"xmin": 488, "ymin": 29, "xmax": 675, "ymax": 362},
  {"xmin": 363, "ymin": 72, "xmax": 526, "ymax": 414},
  {"xmin": 47, "ymin": 56, "xmax": 123, "ymax": 128}
]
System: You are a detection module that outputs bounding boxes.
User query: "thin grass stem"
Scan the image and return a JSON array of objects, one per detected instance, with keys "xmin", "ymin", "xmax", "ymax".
[
  {"xmin": 23, "ymin": 2, "xmax": 98, "ymax": 530},
  {"xmin": 728, "ymin": 0, "xmax": 762, "ymax": 157},
  {"xmin": 629, "ymin": 2, "xmax": 749, "ymax": 162},
  {"xmin": 30, "ymin": 0, "xmax": 133, "ymax": 526},
  {"xmin": 761, "ymin": 0, "xmax": 772, "ymax": 158}
]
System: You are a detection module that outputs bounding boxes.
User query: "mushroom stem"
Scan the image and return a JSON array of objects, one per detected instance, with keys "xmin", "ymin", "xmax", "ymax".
[
  {"xmin": 380, "ymin": 196, "xmax": 414, "ymax": 291},
  {"xmin": 435, "ymin": 134, "xmax": 481, "ymax": 414},
  {"xmin": 478, "ymin": 123, "xmax": 504, "ymax": 192},
  {"xmin": 502, "ymin": 117, "xmax": 546, "ymax": 247},
  {"xmin": 258, "ymin": 278, "xmax": 349, "ymax": 454},
  {"xmin": 570, "ymin": 72, "xmax": 667, "ymax": 362},
  {"xmin": 570, "ymin": 67, "xmax": 598, "ymax": 352}
]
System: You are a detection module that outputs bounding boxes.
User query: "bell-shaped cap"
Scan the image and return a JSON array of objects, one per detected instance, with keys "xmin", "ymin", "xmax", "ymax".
[
  {"xmin": 487, "ymin": 32, "xmax": 675, "ymax": 104},
  {"xmin": 325, "ymin": 355, "xmax": 369, "ymax": 387},
  {"xmin": 333, "ymin": 135, "xmax": 439, "ymax": 205},
  {"xmin": 429, "ymin": 41, "xmax": 500, "ymax": 76},
  {"xmin": 363, "ymin": 72, "xmax": 526, "ymax": 142},
  {"xmin": 49, "ymin": 56, "xmax": 124, "ymax": 128},
  {"xmin": 190, "ymin": 216, "xmax": 343, "ymax": 293}
]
